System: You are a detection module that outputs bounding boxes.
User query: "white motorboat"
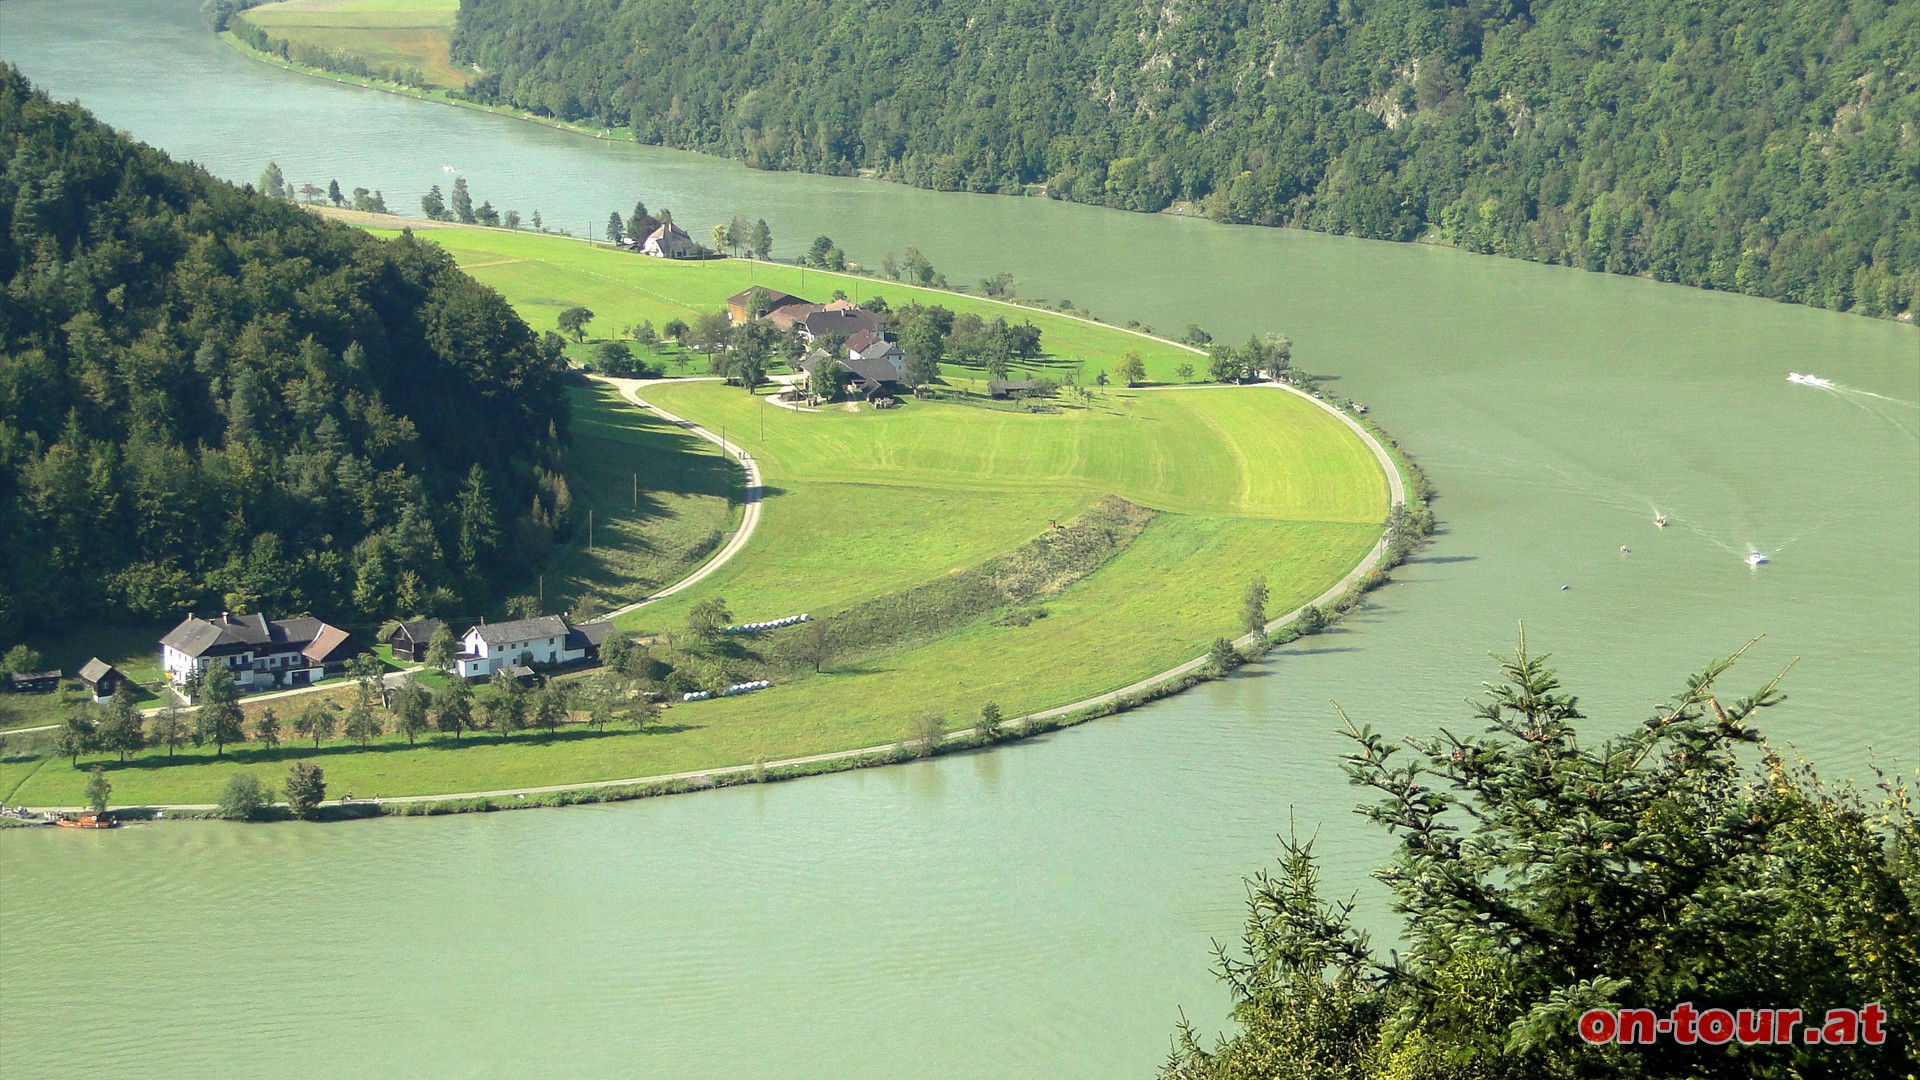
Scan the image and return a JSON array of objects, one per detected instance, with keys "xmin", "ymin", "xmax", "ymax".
[
  {"xmin": 1747, "ymin": 551, "xmax": 1769, "ymax": 567},
  {"xmin": 1787, "ymin": 372, "xmax": 1834, "ymax": 388},
  {"xmin": 1654, "ymin": 513, "xmax": 1667, "ymax": 528}
]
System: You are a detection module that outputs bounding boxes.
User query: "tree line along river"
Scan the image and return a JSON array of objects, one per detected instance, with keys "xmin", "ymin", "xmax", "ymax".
[{"xmin": 1, "ymin": 1, "xmax": 1916, "ymax": 1077}]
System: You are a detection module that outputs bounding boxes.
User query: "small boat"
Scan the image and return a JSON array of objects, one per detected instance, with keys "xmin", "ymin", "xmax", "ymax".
[
  {"xmin": 1653, "ymin": 514, "xmax": 1667, "ymax": 528},
  {"xmin": 56, "ymin": 811, "xmax": 117, "ymax": 829},
  {"xmin": 1620, "ymin": 545, "xmax": 1630, "ymax": 554},
  {"xmin": 1787, "ymin": 372, "xmax": 1834, "ymax": 389},
  {"xmin": 1747, "ymin": 551, "xmax": 1769, "ymax": 567}
]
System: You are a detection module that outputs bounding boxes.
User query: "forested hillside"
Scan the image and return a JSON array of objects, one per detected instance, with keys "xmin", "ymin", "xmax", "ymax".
[
  {"xmin": 0, "ymin": 65, "xmax": 569, "ymax": 638},
  {"xmin": 452, "ymin": 0, "xmax": 1919, "ymax": 318}
]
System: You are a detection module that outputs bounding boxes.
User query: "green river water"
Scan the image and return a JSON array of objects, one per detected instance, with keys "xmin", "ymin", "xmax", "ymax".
[{"xmin": 1, "ymin": 3, "xmax": 1916, "ymax": 1076}]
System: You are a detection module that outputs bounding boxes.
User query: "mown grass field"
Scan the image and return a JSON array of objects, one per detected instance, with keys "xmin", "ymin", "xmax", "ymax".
[
  {"xmin": 545, "ymin": 382, "xmax": 740, "ymax": 613},
  {"xmin": 235, "ymin": 0, "xmax": 469, "ymax": 89},
  {"xmin": 5, "ymin": 222, "xmax": 1391, "ymax": 807}
]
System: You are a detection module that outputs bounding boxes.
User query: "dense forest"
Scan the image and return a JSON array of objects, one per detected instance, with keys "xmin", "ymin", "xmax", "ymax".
[
  {"xmin": 452, "ymin": 0, "xmax": 1919, "ymax": 318},
  {"xmin": 0, "ymin": 66, "xmax": 570, "ymax": 639}
]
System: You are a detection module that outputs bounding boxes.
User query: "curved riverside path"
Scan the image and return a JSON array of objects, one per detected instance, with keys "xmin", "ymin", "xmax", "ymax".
[
  {"xmin": 599, "ymin": 376, "xmax": 766, "ymax": 620},
  {"xmin": 22, "ymin": 379, "xmax": 1403, "ymax": 813}
]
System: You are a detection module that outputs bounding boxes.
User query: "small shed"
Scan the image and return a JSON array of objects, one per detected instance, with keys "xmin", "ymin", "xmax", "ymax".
[
  {"xmin": 987, "ymin": 379, "xmax": 1034, "ymax": 400},
  {"xmin": 387, "ymin": 618, "xmax": 445, "ymax": 663},
  {"xmin": 502, "ymin": 664, "xmax": 537, "ymax": 685},
  {"xmin": 78, "ymin": 658, "xmax": 123, "ymax": 702},
  {"xmin": 6, "ymin": 669, "xmax": 61, "ymax": 694}
]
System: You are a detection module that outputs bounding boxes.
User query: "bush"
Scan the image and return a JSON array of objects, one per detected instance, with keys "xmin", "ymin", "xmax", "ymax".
[
  {"xmin": 1208, "ymin": 637, "xmax": 1240, "ymax": 673},
  {"xmin": 216, "ymin": 772, "xmax": 271, "ymax": 820},
  {"xmin": 1296, "ymin": 604, "xmax": 1326, "ymax": 634},
  {"xmin": 284, "ymin": 761, "xmax": 326, "ymax": 819}
]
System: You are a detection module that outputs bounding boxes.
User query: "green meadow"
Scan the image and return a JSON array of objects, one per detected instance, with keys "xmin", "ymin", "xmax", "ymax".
[
  {"xmin": 234, "ymin": 0, "xmax": 469, "ymax": 89},
  {"xmin": 4, "ymin": 223, "xmax": 1391, "ymax": 807},
  {"xmin": 368, "ymin": 223, "xmax": 1202, "ymax": 382}
]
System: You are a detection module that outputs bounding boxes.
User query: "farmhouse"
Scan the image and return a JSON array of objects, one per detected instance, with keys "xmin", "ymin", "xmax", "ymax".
[
  {"xmin": 159, "ymin": 611, "xmax": 359, "ymax": 690},
  {"xmin": 801, "ymin": 305, "xmax": 883, "ymax": 342},
  {"xmin": 642, "ymin": 222, "xmax": 697, "ymax": 259},
  {"xmin": 386, "ymin": 618, "xmax": 445, "ymax": 663},
  {"xmin": 725, "ymin": 287, "xmax": 809, "ymax": 323},
  {"xmin": 78, "ymin": 657, "xmax": 124, "ymax": 702},
  {"xmin": 988, "ymin": 379, "xmax": 1035, "ymax": 399},
  {"xmin": 799, "ymin": 349, "xmax": 905, "ymax": 402},
  {"xmin": 845, "ymin": 330, "xmax": 906, "ymax": 378},
  {"xmin": 451, "ymin": 616, "xmax": 616, "ymax": 679},
  {"xmin": 6, "ymin": 669, "xmax": 61, "ymax": 694},
  {"xmin": 765, "ymin": 303, "xmax": 820, "ymax": 333}
]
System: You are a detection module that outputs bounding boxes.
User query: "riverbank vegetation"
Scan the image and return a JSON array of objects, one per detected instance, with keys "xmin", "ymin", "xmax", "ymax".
[
  {"xmin": 0, "ymin": 215, "xmax": 1399, "ymax": 808},
  {"xmin": 0, "ymin": 67, "xmax": 569, "ymax": 643},
  {"xmin": 1163, "ymin": 642, "xmax": 1918, "ymax": 1078},
  {"xmin": 444, "ymin": 0, "xmax": 1917, "ymax": 321}
]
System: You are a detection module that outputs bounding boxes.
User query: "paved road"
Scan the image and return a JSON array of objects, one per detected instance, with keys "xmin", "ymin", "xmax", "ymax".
[{"xmin": 598, "ymin": 376, "xmax": 766, "ymax": 620}]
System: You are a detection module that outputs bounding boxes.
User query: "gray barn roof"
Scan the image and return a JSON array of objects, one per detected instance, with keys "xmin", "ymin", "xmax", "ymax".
[{"xmin": 469, "ymin": 615, "xmax": 570, "ymax": 646}]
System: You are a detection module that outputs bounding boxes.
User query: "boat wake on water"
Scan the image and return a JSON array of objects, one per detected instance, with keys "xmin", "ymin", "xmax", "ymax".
[{"xmin": 1787, "ymin": 371, "xmax": 1920, "ymax": 439}]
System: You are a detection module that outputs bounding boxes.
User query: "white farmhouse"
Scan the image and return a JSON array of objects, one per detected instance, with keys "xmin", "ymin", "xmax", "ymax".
[
  {"xmin": 452, "ymin": 616, "xmax": 566, "ymax": 679},
  {"xmin": 159, "ymin": 611, "xmax": 356, "ymax": 690}
]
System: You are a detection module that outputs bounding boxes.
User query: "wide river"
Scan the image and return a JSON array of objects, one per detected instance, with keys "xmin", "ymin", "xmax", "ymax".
[{"xmin": 2, "ymin": 3, "xmax": 1917, "ymax": 1076}]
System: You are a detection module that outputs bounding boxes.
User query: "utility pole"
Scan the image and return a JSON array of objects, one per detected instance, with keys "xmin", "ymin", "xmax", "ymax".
[
  {"xmin": 538, "ymin": 574, "xmax": 544, "ymax": 613},
  {"xmin": 633, "ymin": 472, "xmax": 638, "ymax": 511},
  {"xmin": 588, "ymin": 509, "xmax": 594, "ymax": 551}
]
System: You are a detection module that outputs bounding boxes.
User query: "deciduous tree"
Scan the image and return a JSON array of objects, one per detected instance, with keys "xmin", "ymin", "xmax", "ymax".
[
  {"xmin": 786, "ymin": 617, "xmax": 834, "ymax": 673},
  {"xmin": 98, "ymin": 683, "xmax": 145, "ymax": 761},
  {"xmin": 343, "ymin": 701, "xmax": 382, "ymax": 746},
  {"xmin": 194, "ymin": 664, "xmax": 245, "ymax": 756},
  {"xmin": 435, "ymin": 678, "xmax": 473, "ymax": 741},
  {"xmin": 394, "ymin": 683, "xmax": 432, "ymax": 745},
  {"xmin": 558, "ymin": 306, "xmax": 595, "ymax": 342},
  {"xmin": 2, "ymin": 645, "xmax": 42, "ymax": 674},
  {"xmin": 1241, "ymin": 576, "xmax": 1268, "ymax": 635},
  {"xmin": 293, "ymin": 699, "xmax": 337, "ymax": 748},
  {"xmin": 83, "ymin": 765, "xmax": 111, "ymax": 812},
  {"xmin": 913, "ymin": 713, "xmax": 947, "ymax": 757},
  {"xmin": 687, "ymin": 597, "xmax": 732, "ymax": 642},
  {"xmin": 425, "ymin": 624, "xmax": 459, "ymax": 675},
  {"xmin": 153, "ymin": 705, "xmax": 185, "ymax": 758},
  {"xmin": 253, "ymin": 705, "xmax": 281, "ymax": 750},
  {"xmin": 216, "ymin": 772, "xmax": 269, "ymax": 820}
]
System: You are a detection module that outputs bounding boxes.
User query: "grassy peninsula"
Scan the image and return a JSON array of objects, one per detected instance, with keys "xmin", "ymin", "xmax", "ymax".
[{"xmin": 5, "ymin": 218, "xmax": 1395, "ymax": 809}]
